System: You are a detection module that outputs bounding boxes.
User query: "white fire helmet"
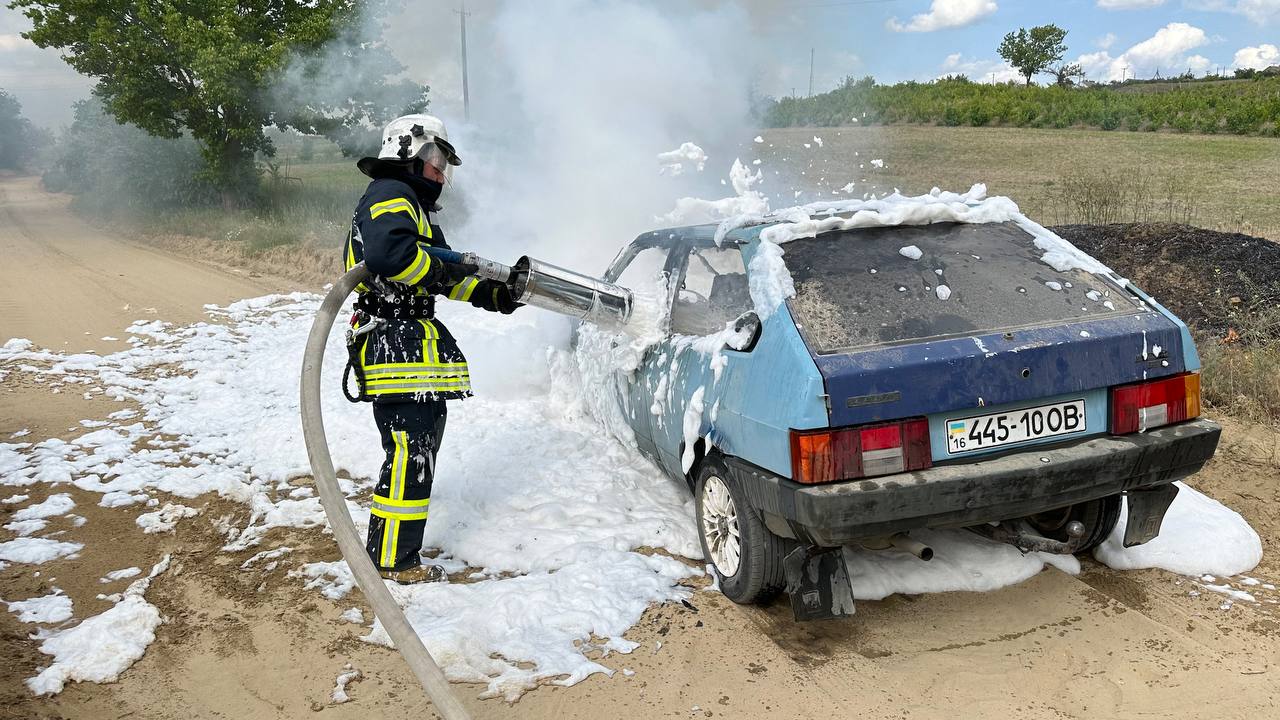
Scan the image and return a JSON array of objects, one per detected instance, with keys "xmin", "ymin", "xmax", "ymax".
[{"xmin": 375, "ymin": 114, "xmax": 461, "ymax": 180}]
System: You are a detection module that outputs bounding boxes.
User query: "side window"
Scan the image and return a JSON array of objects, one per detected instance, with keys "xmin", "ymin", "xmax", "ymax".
[
  {"xmin": 612, "ymin": 246, "xmax": 671, "ymax": 295},
  {"xmin": 670, "ymin": 246, "xmax": 751, "ymax": 336}
]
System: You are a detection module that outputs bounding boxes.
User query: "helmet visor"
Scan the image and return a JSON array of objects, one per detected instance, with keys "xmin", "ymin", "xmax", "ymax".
[{"xmin": 421, "ymin": 143, "xmax": 453, "ymax": 183}]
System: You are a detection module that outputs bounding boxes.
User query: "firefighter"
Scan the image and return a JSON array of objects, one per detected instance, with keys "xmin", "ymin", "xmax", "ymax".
[{"xmin": 343, "ymin": 114, "xmax": 520, "ymax": 584}]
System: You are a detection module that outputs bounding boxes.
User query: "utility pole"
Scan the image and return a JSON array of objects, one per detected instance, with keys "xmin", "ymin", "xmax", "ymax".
[
  {"xmin": 808, "ymin": 48, "xmax": 815, "ymax": 97},
  {"xmin": 455, "ymin": 1, "xmax": 471, "ymax": 122},
  {"xmin": 1121, "ymin": 66, "xmax": 1129, "ymax": 83}
]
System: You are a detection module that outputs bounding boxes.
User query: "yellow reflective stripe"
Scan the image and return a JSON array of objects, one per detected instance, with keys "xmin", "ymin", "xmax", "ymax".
[
  {"xmin": 366, "ymin": 381, "xmax": 471, "ymax": 395},
  {"xmin": 364, "ymin": 373, "xmax": 469, "ymax": 381},
  {"xmin": 371, "ymin": 506, "xmax": 429, "ymax": 521},
  {"xmin": 369, "ymin": 198, "xmax": 419, "ymax": 224},
  {"xmin": 380, "ymin": 518, "xmax": 394, "ymax": 568},
  {"xmin": 365, "ymin": 377, "xmax": 470, "ymax": 388},
  {"xmin": 418, "ymin": 319, "xmax": 439, "ymax": 364},
  {"xmin": 448, "ymin": 277, "xmax": 480, "ymax": 302},
  {"xmin": 380, "ymin": 430, "xmax": 409, "ymax": 568},
  {"xmin": 363, "ymin": 363, "xmax": 469, "ymax": 374},
  {"xmin": 373, "ymin": 494, "xmax": 430, "ymax": 509},
  {"xmin": 391, "ymin": 431, "xmax": 407, "ymax": 502},
  {"xmin": 371, "ymin": 496, "xmax": 430, "ymax": 521},
  {"xmin": 387, "ymin": 245, "xmax": 432, "ymax": 284},
  {"xmin": 389, "ymin": 515, "xmax": 401, "ymax": 560}
]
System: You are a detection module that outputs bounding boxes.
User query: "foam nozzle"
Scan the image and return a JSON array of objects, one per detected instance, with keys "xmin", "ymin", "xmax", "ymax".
[
  {"xmin": 508, "ymin": 256, "xmax": 633, "ymax": 328},
  {"xmin": 459, "ymin": 252, "xmax": 512, "ymax": 284}
]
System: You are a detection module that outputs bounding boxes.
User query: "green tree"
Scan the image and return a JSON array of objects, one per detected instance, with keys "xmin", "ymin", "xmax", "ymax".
[
  {"xmin": 8, "ymin": 0, "xmax": 426, "ymax": 208},
  {"xmin": 1051, "ymin": 63, "xmax": 1086, "ymax": 88},
  {"xmin": 0, "ymin": 89, "xmax": 35, "ymax": 170},
  {"xmin": 998, "ymin": 25, "xmax": 1069, "ymax": 86}
]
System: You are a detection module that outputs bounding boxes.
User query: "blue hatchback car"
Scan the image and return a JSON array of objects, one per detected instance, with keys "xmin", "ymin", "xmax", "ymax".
[{"xmin": 598, "ymin": 211, "xmax": 1221, "ymax": 614}]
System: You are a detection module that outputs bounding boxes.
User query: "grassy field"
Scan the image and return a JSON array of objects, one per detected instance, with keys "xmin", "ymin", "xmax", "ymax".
[
  {"xmin": 750, "ymin": 125, "xmax": 1280, "ymax": 239},
  {"xmin": 115, "ymin": 124, "xmax": 1279, "ymax": 286},
  {"xmin": 113, "ymin": 159, "xmax": 368, "ymax": 284}
]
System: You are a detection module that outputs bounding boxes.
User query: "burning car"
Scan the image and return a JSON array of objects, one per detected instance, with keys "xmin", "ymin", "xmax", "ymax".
[{"xmin": 592, "ymin": 188, "xmax": 1221, "ymax": 619}]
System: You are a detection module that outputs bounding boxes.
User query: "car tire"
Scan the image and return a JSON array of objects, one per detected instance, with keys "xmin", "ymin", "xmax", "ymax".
[
  {"xmin": 1077, "ymin": 493, "xmax": 1123, "ymax": 553},
  {"xmin": 695, "ymin": 454, "xmax": 786, "ymax": 604},
  {"xmin": 1026, "ymin": 493, "xmax": 1122, "ymax": 554}
]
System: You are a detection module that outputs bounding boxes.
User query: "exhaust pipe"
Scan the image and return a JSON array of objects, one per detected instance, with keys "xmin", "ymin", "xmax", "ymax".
[{"xmin": 889, "ymin": 533, "xmax": 933, "ymax": 561}]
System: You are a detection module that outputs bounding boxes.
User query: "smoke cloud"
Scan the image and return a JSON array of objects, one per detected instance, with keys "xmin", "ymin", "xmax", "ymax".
[{"xmin": 383, "ymin": 0, "xmax": 762, "ymax": 272}]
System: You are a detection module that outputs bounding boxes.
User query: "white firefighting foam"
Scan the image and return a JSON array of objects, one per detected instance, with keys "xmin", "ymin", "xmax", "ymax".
[{"xmin": 0, "ymin": 284, "xmax": 1262, "ymax": 700}]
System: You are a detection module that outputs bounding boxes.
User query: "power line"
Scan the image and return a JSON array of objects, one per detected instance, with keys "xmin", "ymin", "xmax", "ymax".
[
  {"xmin": 454, "ymin": 1, "xmax": 471, "ymax": 122},
  {"xmin": 808, "ymin": 47, "xmax": 815, "ymax": 97}
]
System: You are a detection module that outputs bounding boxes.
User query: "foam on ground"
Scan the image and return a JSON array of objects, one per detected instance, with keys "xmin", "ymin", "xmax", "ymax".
[{"xmin": 1094, "ymin": 481, "xmax": 1262, "ymax": 576}]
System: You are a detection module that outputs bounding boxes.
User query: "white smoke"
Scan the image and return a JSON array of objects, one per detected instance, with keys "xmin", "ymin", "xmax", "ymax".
[{"xmin": 392, "ymin": 0, "xmax": 760, "ymax": 273}]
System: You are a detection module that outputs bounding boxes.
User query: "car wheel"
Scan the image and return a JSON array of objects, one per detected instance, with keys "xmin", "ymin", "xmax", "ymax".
[
  {"xmin": 695, "ymin": 454, "xmax": 786, "ymax": 604},
  {"xmin": 1026, "ymin": 494, "xmax": 1122, "ymax": 554}
]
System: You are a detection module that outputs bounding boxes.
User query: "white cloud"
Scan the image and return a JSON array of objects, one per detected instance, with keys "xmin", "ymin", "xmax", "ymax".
[
  {"xmin": 1188, "ymin": 0, "xmax": 1280, "ymax": 25},
  {"xmin": 1237, "ymin": 0, "xmax": 1280, "ymax": 24},
  {"xmin": 938, "ymin": 53, "xmax": 1021, "ymax": 83},
  {"xmin": 1097, "ymin": 32, "xmax": 1118, "ymax": 49},
  {"xmin": 0, "ymin": 33, "xmax": 29, "ymax": 51},
  {"xmin": 1075, "ymin": 22, "xmax": 1210, "ymax": 81},
  {"xmin": 1185, "ymin": 54, "xmax": 1213, "ymax": 73},
  {"xmin": 1233, "ymin": 43, "xmax": 1280, "ymax": 68},
  {"xmin": 1097, "ymin": 0, "xmax": 1166, "ymax": 9},
  {"xmin": 888, "ymin": 0, "xmax": 998, "ymax": 33}
]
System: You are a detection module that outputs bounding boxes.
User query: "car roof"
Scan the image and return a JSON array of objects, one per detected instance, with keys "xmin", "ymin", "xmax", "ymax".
[{"xmin": 631, "ymin": 222, "xmax": 755, "ymax": 250}]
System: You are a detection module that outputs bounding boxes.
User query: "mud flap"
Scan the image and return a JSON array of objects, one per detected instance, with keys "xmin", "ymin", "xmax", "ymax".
[
  {"xmin": 784, "ymin": 546, "xmax": 856, "ymax": 622},
  {"xmin": 1124, "ymin": 483, "xmax": 1180, "ymax": 547}
]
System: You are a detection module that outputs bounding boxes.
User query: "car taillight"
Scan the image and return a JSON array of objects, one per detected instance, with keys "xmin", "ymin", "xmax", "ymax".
[
  {"xmin": 790, "ymin": 419, "xmax": 931, "ymax": 485},
  {"xmin": 1110, "ymin": 372, "xmax": 1201, "ymax": 434}
]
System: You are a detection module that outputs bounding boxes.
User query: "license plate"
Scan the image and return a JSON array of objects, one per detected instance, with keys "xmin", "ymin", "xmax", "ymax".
[{"xmin": 945, "ymin": 399, "xmax": 1086, "ymax": 454}]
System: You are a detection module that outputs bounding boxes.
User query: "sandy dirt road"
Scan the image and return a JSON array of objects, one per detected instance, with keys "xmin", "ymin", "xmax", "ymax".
[
  {"xmin": 0, "ymin": 173, "xmax": 292, "ymax": 442},
  {"xmin": 2, "ymin": 174, "xmax": 1278, "ymax": 719},
  {"xmin": 0, "ymin": 174, "xmax": 287, "ymax": 356}
]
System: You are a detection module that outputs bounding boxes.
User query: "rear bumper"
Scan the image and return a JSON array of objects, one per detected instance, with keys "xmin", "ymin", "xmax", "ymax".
[{"xmin": 727, "ymin": 418, "xmax": 1221, "ymax": 546}]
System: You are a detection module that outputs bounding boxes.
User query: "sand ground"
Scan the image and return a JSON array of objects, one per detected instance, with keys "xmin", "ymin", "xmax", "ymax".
[{"xmin": 1, "ymin": 174, "xmax": 1277, "ymax": 719}]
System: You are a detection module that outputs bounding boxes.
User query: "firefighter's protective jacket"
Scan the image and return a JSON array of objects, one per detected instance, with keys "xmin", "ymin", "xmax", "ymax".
[{"xmin": 343, "ymin": 173, "xmax": 508, "ymax": 402}]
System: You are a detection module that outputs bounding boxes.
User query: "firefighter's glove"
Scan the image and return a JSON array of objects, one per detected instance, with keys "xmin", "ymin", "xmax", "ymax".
[
  {"xmin": 440, "ymin": 258, "xmax": 479, "ymax": 286},
  {"xmin": 494, "ymin": 284, "xmax": 522, "ymax": 315},
  {"xmin": 419, "ymin": 258, "xmax": 478, "ymax": 290}
]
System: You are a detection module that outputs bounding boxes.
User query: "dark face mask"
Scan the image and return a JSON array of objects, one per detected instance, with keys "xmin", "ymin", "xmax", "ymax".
[
  {"xmin": 412, "ymin": 175, "xmax": 444, "ymax": 208},
  {"xmin": 403, "ymin": 160, "xmax": 443, "ymax": 208}
]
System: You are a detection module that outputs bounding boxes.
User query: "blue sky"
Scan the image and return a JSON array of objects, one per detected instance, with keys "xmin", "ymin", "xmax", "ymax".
[
  {"xmin": 758, "ymin": 0, "xmax": 1279, "ymax": 95},
  {"xmin": 2, "ymin": 0, "xmax": 1277, "ymax": 127}
]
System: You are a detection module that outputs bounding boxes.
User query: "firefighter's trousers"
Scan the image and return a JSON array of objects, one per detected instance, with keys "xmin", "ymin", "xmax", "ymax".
[{"xmin": 365, "ymin": 399, "xmax": 447, "ymax": 570}]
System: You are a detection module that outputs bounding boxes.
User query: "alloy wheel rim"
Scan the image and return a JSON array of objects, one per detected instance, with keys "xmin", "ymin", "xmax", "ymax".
[{"xmin": 701, "ymin": 475, "xmax": 741, "ymax": 578}]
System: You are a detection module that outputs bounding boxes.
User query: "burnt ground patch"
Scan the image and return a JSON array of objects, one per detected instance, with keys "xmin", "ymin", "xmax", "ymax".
[{"xmin": 1053, "ymin": 223, "xmax": 1280, "ymax": 343}]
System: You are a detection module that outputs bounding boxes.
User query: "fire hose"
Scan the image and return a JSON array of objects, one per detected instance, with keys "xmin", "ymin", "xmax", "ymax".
[{"xmin": 300, "ymin": 254, "xmax": 631, "ymax": 716}]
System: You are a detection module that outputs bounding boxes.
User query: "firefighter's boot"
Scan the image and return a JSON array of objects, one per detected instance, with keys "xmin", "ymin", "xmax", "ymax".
[{"xmin": 378, "ymin": 562, "xmax": 446, "ymax": 585}]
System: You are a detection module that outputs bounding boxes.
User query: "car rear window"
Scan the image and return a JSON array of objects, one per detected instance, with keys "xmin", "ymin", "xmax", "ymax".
[{"xmin": 783, "ymin": 221, "xmax": 1142, "ymax": 354}]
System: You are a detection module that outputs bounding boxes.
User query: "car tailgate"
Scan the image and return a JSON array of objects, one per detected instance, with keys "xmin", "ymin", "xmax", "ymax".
[{"xmin": 813, "ymin": 310, "xmax": 1186, "ymax": 428}]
